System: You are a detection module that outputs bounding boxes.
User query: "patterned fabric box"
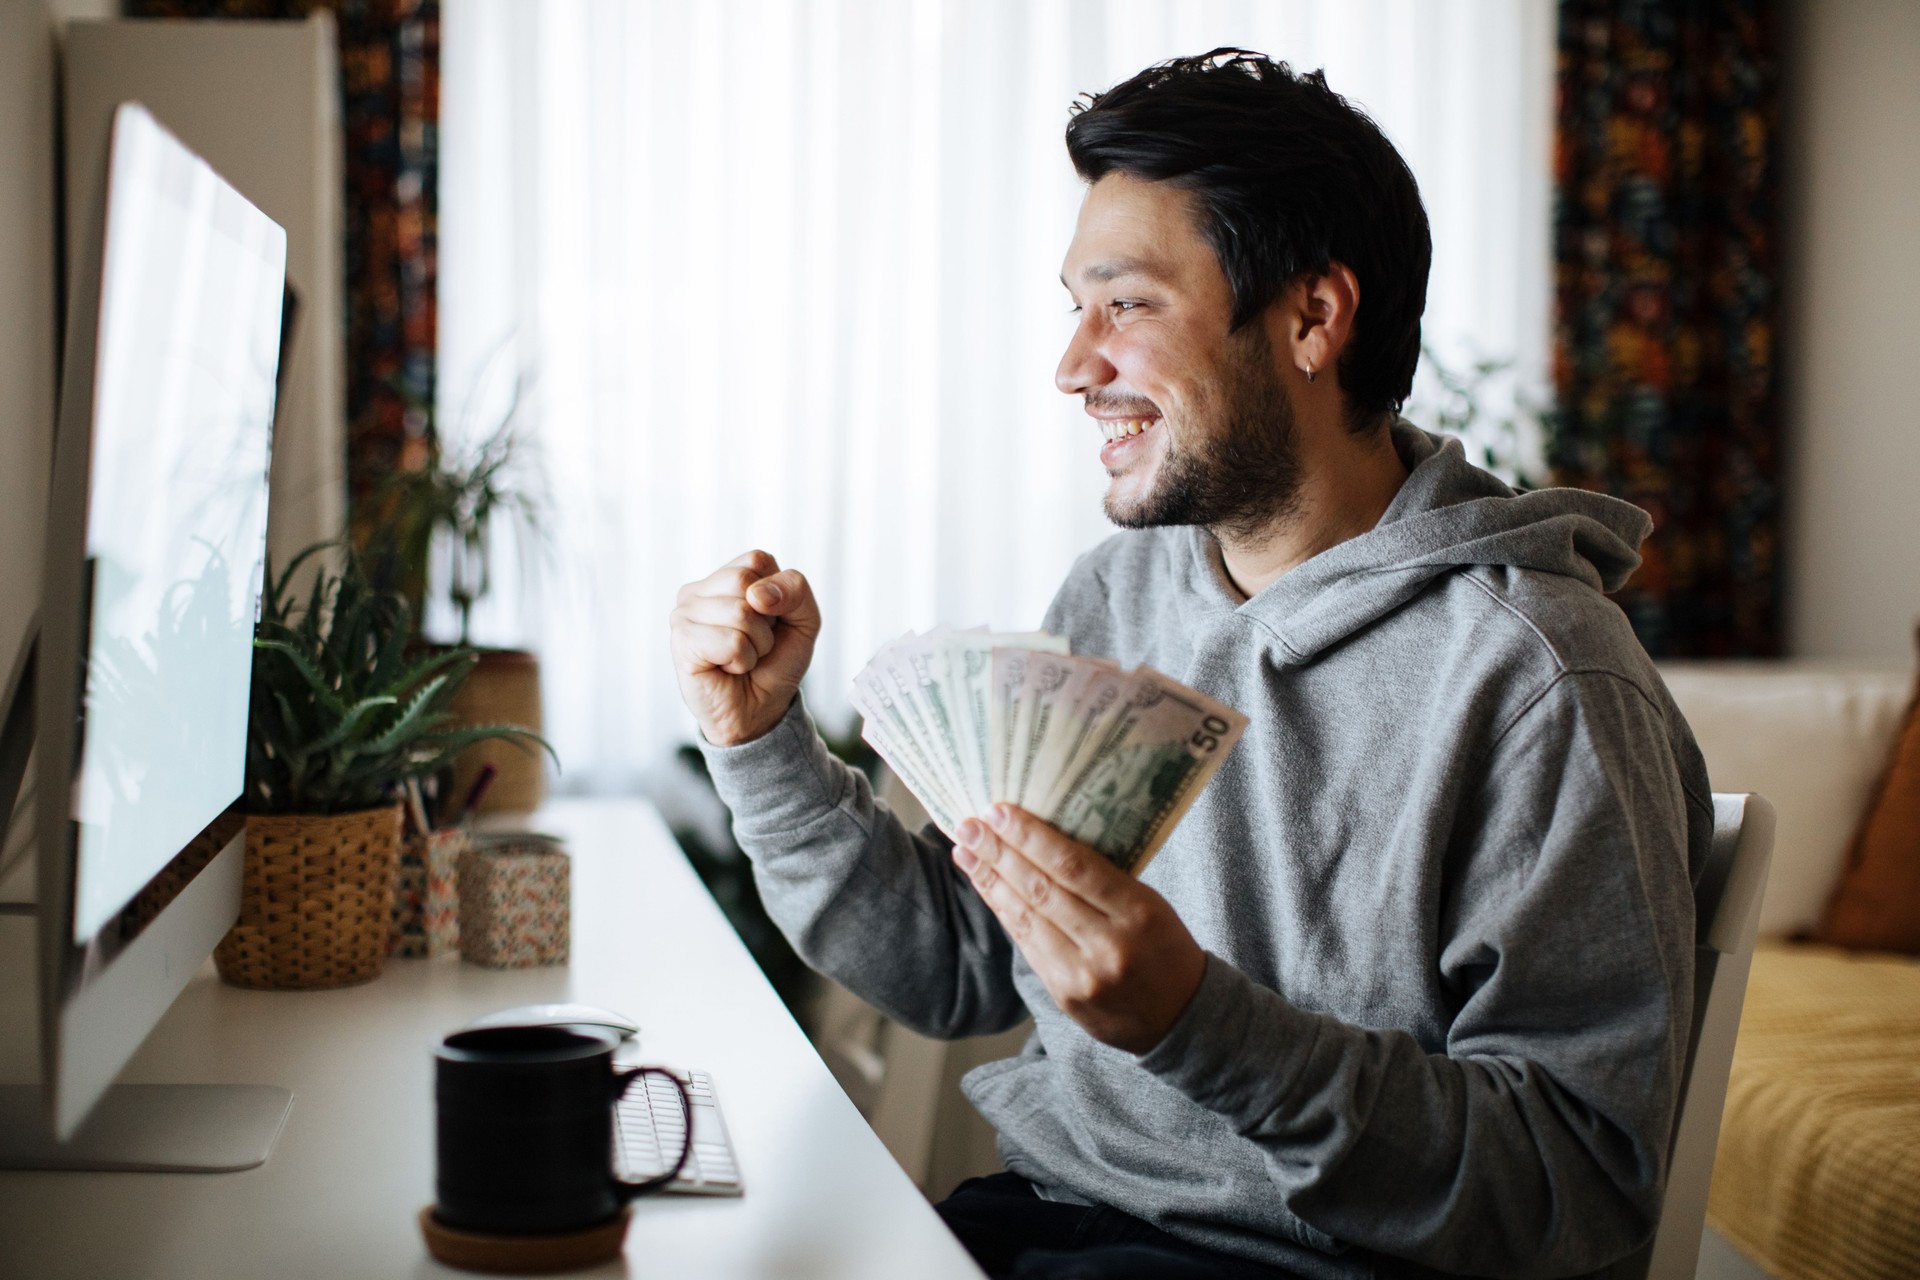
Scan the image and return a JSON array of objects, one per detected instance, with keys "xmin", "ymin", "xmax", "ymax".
[
  {"xmin": 457, "ymin": 833, "xmax": 569, "ymax": 968},
  {"xmin": 389, "ymin": 827, "xmax": 468, "ymax": 958}
]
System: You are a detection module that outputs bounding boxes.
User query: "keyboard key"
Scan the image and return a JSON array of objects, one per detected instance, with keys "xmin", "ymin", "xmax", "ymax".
[{"xmin": 614, "ymin": 1068, "xmax": 742, "ymax": 1197}]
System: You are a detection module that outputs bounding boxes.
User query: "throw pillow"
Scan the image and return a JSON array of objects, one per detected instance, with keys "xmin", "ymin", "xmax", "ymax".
[{"xmin": 1816, "ymin": 623, "xmax": 1920, "ymax": 954}]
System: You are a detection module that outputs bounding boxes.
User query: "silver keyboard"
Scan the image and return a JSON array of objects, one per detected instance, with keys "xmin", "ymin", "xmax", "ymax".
[{"xmin": 615, "ymin": 1068, "xmax": 743, "ymax": 1196}]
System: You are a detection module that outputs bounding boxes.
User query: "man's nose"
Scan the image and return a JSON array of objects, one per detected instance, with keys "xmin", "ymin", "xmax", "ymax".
[{"xmin": 1055, "ymin": 319, "xmax": 1115, "ymax": 397}]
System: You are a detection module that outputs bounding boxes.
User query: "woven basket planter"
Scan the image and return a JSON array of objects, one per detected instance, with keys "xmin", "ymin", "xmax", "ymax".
[{"xmin": 214, "ymin": 804, "xmax": 405, "ymax": 990}]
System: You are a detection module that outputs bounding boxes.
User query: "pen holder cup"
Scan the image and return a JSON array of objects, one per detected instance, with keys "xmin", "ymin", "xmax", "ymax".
[
  {"xmin": 458, "ymin": 834, "xmax": 570, "ymax": 968},
  {"xmin": 391, "ymin": 826, "xmax": 469, "ymax": 958}
]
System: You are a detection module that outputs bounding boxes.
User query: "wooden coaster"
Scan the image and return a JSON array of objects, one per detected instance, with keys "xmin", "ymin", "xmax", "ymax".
[{"xmin": 418, "ymin": 1205, "xmax": 631, "ymax": 1274}]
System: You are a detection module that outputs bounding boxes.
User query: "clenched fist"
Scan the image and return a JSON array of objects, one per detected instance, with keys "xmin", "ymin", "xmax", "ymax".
[{"xmin": 670, "ymin": 550, "xmax": 822, "ymax": 747}]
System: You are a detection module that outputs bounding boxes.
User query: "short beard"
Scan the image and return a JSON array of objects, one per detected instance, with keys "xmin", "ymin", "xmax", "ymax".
[{"xmin": 1103, "ymin": 328, "xmax": 1302, "ymax": 543}]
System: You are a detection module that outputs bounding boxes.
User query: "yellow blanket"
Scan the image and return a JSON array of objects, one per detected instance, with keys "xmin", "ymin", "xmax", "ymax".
[{"xmin": 1708, "ymin": 941, "xmax": 1920, "ymax": 1280}]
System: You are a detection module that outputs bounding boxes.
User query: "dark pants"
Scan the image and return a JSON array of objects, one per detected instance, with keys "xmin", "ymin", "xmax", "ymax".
[{"xmin": 934, "ymin": 1173, "xmax": 1303, "ymax": 1280}]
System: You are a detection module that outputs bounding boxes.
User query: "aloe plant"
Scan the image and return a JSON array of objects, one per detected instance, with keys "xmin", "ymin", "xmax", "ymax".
[{"xmin": 245, "ymin": 544, "xmax": 555, "ymax": 815}]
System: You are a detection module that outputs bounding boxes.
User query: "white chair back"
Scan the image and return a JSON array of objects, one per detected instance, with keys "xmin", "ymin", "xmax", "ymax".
[{"xmin": 1637, "ymin": 792, "xmax": 1777, "ymax": 1280}]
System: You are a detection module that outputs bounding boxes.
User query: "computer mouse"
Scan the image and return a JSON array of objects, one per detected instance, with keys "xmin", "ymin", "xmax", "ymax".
[{"xmin": 463, "ymin": 1002, "xmax": 641, "ymax": 1040}]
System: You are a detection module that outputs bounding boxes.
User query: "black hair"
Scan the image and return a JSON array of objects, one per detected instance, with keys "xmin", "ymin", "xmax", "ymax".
[{"xmin": 1066, "ymin": 49, "xmax": 1431, "ymax": 425}]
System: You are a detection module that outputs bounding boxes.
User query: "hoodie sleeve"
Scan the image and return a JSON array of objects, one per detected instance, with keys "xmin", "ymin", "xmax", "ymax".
[
  {"xmin": 698, "ymin": 696, "xmax": 1028, "ymax": 1040},
  {"xmin": 1135, "ymin": 669, "xmax": 1704, "ymax": 1279}
]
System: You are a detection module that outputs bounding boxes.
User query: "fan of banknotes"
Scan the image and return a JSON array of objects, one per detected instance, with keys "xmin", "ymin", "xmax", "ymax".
[{"xmin": 851, "ymin": 629, "xmax": 1249, "ymax": 876}]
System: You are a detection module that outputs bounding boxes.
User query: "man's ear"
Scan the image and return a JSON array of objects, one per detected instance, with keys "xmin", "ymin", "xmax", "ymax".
[{"xmin": 1268, "ymin": 263, "xmax": 1361, "ymax": 388}]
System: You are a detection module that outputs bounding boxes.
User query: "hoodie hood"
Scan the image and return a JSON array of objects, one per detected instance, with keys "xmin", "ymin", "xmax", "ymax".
[{"xmin": 1188, "ymin": 422, "xmax": 1652, "ymax": 665}]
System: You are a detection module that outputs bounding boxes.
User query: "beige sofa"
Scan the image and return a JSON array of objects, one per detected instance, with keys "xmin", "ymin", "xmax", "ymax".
[{"xmin": 1660, "ymin": 663, "xmax": 1917, "ymax": 1280}]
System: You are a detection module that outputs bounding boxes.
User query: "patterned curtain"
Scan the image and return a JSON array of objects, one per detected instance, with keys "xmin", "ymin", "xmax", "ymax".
[
  {"xmin": 1551, "ymin": 0, "xmax": 1781, "ymax": 657},
  {"xmin": 124, "ymin": 0, "xmax": 439, "ymax": 513}
]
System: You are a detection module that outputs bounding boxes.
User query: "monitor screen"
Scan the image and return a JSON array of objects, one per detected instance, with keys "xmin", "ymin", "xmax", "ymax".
[{"xmin": 68, "ymin": 106, "xmax": 281, "ymax": 943}]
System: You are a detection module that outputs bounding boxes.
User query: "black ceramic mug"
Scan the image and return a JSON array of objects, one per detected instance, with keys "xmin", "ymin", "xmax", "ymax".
[{"xmin": 434, "ymin": 1024, "xmax": 691, "ymax": 1236}]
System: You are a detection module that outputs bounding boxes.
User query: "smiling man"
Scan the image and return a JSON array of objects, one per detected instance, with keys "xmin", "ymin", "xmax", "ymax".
[{"xmin": 670, "ymin": 51, "xmax": 1712, "ymax": 1280}]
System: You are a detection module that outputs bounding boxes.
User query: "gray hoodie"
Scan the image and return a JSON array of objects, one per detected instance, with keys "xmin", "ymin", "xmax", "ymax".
[{"xmin": 700, "ymin": 424, "xmax": 1713, "ymax": 1279}]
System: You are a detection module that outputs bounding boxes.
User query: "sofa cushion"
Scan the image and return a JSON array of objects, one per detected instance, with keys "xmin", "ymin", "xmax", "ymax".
[
  {"xmin": 1818, "ymin": 640, "xmax": 1920, "ymax": 954},
  {"xmin": 1660, "ymin": 664, "xmax": 1910, "ymax": 937},
  {"xmin": 1706, "ymin": 941, "xmax": 1920, "ymax": 1280}
]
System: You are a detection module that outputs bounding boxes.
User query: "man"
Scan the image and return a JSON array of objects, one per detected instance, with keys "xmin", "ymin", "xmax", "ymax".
[{"xmin": 669, "ymin": 51, "xmax": 1711, "ymax": 1280}]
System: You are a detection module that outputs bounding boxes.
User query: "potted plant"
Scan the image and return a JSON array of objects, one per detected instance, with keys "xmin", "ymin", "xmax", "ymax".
[
  {"xmin": 215, "ymin": 544, "xmax": 552, "ymax": 990},
  {"xmin": 355, "ymin": 389, "xmax": 550, "ymax": 814}
]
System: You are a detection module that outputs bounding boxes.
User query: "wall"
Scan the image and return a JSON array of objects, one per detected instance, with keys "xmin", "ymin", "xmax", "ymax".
[
  {"xmin": 0, "ymin": 1, "xmax": 61, "ymax": 910},
  {"xmin": 1782, "ymin": 0, "xmax": 1920, "ymax": 660},
  {"xmin": 63, "ymin": 16, "xmax": 348, "ymax": 580},
  {"xmin": 0, "ymin": 0, "xmax": 59, "ymax": 712},
  {"xmin": 1, "ymin": 3, "xmax": 147, "ymax": 716},
  {"xmin": 0, "ymin": 0, "xmax": 63, "ymax": 1085}
]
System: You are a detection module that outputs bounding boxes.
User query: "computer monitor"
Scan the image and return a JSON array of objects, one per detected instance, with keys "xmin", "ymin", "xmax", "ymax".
[{"xmin": 0, "ymin": 103, "xmax": 291, "ymax": 1170}]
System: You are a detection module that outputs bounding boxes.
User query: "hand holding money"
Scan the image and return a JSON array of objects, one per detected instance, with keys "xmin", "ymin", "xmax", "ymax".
[
  {"xmin": 670, "ymin": 550, "xmax": 822, "ymax": 747},
  {"xmin": 952, "ymin": 803, "xmax": 1209, "ymax": 1053},
  {"xmin": 852, "ymin": 627, "xmax": 1248, "ymax": 877}
]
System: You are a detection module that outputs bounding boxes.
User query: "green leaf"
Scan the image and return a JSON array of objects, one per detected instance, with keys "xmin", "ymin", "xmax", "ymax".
[
  {"xmin": 304, "ymin": 553, "xmax": 332, "ymax": 632},
  {"xmin": 254, "ymin": 638, "xmax": 349, "ymax": 719},
  {"xmin": 304, "ymin": 693, "xmax": 401, "ymax": 757},
  {"xmin": 369, "ymin": 610, "xmax": 410, "ymax": 690},
  {"xmin": 364, "ymin": 673, "xmax": 458, "ymax": 756},
  {"xmin": 390, "ymin": 646, "xmax": 478, "ymax": 701},
  {"xmin": 415, "ymin": 721, "xmax": 560, "ymax": 768},
  {"xmin": 269, "ymin": 689, "xmax": 309, "ymax": 806},
  {"xmin": 267, "ymin": 541, "xmax": 333, "ymax": 616}
]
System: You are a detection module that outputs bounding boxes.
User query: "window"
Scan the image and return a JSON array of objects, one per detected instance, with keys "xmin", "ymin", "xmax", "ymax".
[{"xmin": 438, "ymin": 0, "xmax": 1553, "ymax": 787}]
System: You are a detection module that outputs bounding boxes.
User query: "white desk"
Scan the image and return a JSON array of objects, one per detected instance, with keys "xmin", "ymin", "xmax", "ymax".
[{"xmin": 0, "ymin": 800, "xmax": 987, "ymax": 1279}]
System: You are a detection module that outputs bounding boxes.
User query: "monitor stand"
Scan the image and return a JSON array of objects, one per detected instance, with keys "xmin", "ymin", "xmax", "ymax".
[
  {"xmin": 0, "ymin": 1082, "xmax": 292, "ymax": 1172},
  {"xmin": 1, "ymin": 629, "xmax": 293, "ymax": 1172}
]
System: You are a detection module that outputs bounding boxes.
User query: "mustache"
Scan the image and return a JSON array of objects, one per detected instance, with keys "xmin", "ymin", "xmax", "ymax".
[{"xmin": 1085, "ymin": 395, "xmax": 1161, "ymax": 418}]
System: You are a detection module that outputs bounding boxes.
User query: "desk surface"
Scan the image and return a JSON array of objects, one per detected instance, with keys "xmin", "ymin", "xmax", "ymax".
[{"xmin": 0, "ymin": 800, "xmax": 986, "ymax": 1279}]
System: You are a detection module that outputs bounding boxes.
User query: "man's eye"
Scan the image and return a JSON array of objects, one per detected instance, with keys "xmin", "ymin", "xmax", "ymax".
[{"xmin": 1111, "ymin": 299, "xmax": 1142, "ymax": 313}]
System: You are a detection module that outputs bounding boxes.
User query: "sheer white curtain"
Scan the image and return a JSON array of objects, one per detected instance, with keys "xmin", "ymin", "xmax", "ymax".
[{"xmin": 438, "ymin": 0, "xmax": 1554, "ymax": 791}]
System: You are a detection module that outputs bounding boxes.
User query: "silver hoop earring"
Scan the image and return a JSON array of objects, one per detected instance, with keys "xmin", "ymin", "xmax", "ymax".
[{"xmin": 1305, "ymin": 363, "xmax": 1316, "ymax": 384}]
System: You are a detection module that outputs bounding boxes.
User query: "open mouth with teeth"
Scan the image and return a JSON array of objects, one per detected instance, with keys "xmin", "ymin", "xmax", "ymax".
[{"xmin": 1097, "ymin": 417, "xmax": 1160, "ymax": 443}]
